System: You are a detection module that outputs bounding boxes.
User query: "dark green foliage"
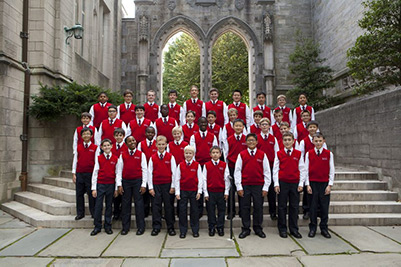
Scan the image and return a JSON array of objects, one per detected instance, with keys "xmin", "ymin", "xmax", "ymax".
[{"xmin": 29, "ymin": 82, "xmax": 123, "ymax": 121}]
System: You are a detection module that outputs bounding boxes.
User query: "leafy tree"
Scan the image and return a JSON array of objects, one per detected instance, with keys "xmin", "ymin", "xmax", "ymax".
[
  {"xmin": 347, "ymin": 0, "xmax": 401, "ymax": 95},
  {"xmin": 287, "ymin": 31, "xmax": 334, "ymax": 110}
]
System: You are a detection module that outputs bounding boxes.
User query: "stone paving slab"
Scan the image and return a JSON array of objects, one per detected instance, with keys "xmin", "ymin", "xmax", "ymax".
[
  {"xmin": 227, "ymin": 256, "xmax": 301, "ymax": 267},
  {"xmin": 122, "ymin": 258, "xmax": 170, "ymax": 266},
  {"xmin": 234, "ymin": 228, "xmax": 301, "ymax": 256},
  {"xmin": 0, "ymin": 211, "xmax": 14, "ymax": 225},
  {"xmin": 51, "ymin": 258, "xmax": 124, "ymax": 266},
  {"xmin": 103, "ymin": 230, "xmax": 164, "ymax": 257},
  {"xmin": 299, "ymin": 252, "xmax": 401, "ymax": 267},
  {"xmin": 0, "ymin": 257, "xmax": 54, "ymax": 267},
  {"xmin": 0, "ymin": 228, "xmax": 36, "ymax": 250},
  {"xmin": 0, "ymin": 228, "xmax": 70, "ymax": 256},
  {"xmin": 162, "ymin": 248, "xmax": 239, "ymax": 257},
  {"xmin": 330, "ymin": 226, "xmax": 401, "ymax": 252},
  {"xmin": 368, "ymin": 226, "xmax": 401, "ymax": 244},
  {"xmin": 39, "ymin": 229, "xmax": 117, "ymax": 257},
  {"xmin": 0, "ymin": 218, "xmax": 32, "ymax": 229},
  {"xmin": 171, "ymin": 258, "xmax": 226, "ymax": 267},
  {"xmin": 164, "ymin": 229, "xmax": 235, "ymax": 249},
  {"xmin": 295, "ymin": 227, "xmax": 357, "ymax": 255}
]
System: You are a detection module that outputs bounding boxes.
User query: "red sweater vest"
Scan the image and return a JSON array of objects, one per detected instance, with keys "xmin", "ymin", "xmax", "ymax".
[
  {"xmin": 205, "ymin": 100, "xmax": 225, "ymax": 127},
  {"xmin": 179, "ymin": 161, "xmax": 199, "ymax": 191},
  {"xmin": 185, "ymin": 99, "xmax": 204, "ymax": 123},
  {"xmin": 97, "ymin": 154, "xmax": 118, "ymax": 184},
  {"xmin": 207, "ymin": 124, "xmax": 221, "ymax": 143},
  {"xmin": 144, "ymin": 102, "xmax": 159, "ymax": 122},
  {"xmin": 129, "ymin": 118, "xmax": 151, "ymax": 143},
  {"xmin": 227, "ymin": 134, "xmax": 247, "ymax": 168},
  {"xmin": 151, "ymin": 152, "xmax": 173, "ymax": 185},
  {"xmin": 76, "ymin": 125, "xmax": 96, "ymax": 145},
  {"xmin": 121, "ymin": 149, "xmax": 143, "ymax": 180},
  {"xmin": 308, "ymin": 149, "xmax": 330, "ymax": 182},
  {"xmin": 224, "ymin": 122, "xmax": 235, "ymax": 139},
  {"xmin": 253, "ymin": 105, "xmax": 271, "ymax": 120},
  {"xmin": 76, "ymin": 143, "xmax": 97, "ymax": 173},
  {"xmin": 294, "ymin": 105, "xmax": 313, "ymax": 125},
  {"xmin": 168, "ymin": 141, "xmax": 188, "ymax": 165},
  {"xmin": 278, "ymin": 139, "xmax": 296, "ymax": 151},
  {"xmin": 250, "ymin": 124, "xmax": 261, "ymax": 135},
  {"xmin": 228, "ymin": 102, "xmax": 247, "ymax": 123},
  {"xmin": 111, "ymin": 143, "xmax": 128, "ymax": 158},
  {"xmin": 155, "ymin": 117, "xmax": 176, "ymax": 142},
  {"xmin": 272, "ymin": 123, "xmax": 282, "ymax": 141},
  {"xmin": 274, "ymin": 107, "xmax": 291, "ymax": 124},
  {"xmin": 296, "ymin": 123, "xmax": 308, "ymax": 143},
  {"xmin": 182, "ymin": 123, "xmax": 199, "ymax": 143},
  {"xmin": 168, "ymin": 104, "xmax": 182, "ymax": 125},
  {"xmin": 92, "ymin": 102, "xmax": 112, "ymax": 128},
  {"xmin": 303, "ymin": 136, "xmax": 315, "ymax": 156},
  {"xmin": 205, "ymin": 161, "xmax": 226, "ymax": 192},
  {"xmin": 139, "ymin": 140, "xmax": 157, "ymax": 162},
  {"xmin": 240, "ymin": 149, "xmax": 265, "ymax": 186},
  {"xmin": 119, "ymin": 103, "xmax": 136, "ymax": 124},
  {"xmin": 100, "ymin": 119, "xmax": 124, "ymax": 144},
  {"xmin": 277, "ymin": 149, "xmax": 302, "ymax": 184},
  {"xmin": 194, "ymin": 131, "xmax": 215, "ymax": 165},
  {"xmin": 257, "ymin": 133, "xmax": 276, "ymax": 167}
]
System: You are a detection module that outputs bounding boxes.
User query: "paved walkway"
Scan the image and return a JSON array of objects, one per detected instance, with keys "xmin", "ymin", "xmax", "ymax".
[{"xmin": 0, "ymin": 210, "xmax": 401, "ymax": 267}]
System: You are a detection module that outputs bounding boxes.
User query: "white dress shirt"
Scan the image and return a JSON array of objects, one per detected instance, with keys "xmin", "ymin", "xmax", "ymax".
[
  {"xmin": 202, "ymin": 159, "xmax": 231, "ymax": 197},
  {"xmin": 304, "ymin": 147, "xmax": 335, "ymax": 186},
  {"xmin": 272, "ymin": 147, "xmax": 306, "ymax": 187},
  {"xmin": 115, "ymin": 149, "xmax": 148, "ymax": 188},
  {"xmin": 147, "ymin": 151, "xmax": 177, "ymax": 190},
  {"xmin": 91, "ymin": 152, "xmax": 122, "ymax": 190},
  {"xmin": 174, "ymin": 158, "xmax": 204, "ymax": 195}
]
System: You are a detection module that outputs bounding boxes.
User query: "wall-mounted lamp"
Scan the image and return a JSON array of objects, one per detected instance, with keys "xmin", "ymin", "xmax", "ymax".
[{"xmin": 64, "ymin": 23, "xmax": 84, "ymax": 45}]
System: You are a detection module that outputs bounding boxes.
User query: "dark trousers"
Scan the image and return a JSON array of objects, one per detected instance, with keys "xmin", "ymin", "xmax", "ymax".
[
  {"xmin": 309, "ymin": 181, "xmax": 330, "ymax": 232},
  {"xmin": 179, "ymin": 190, "xmax": 199, "ymax": 234},
  {"xmin": 240, "ymin": 185, "xmax": 264, "ymax": 232},
  {"xmin": 197, "ymin": 164, "xmax": 204, "ymax": 218},
  {"xmin": 121, "ymin": 179, "xmax": 145, "ymax": 231},
  {"xmin": 302, "ymin": 186, "xmax": 309, "ymax": 214},
  {"xmin": 113, "ymin": 194, "xmax": 122, "ymax": 218},
  {"xmin": 267, "ymin": 168, "xmax": 276, "ymax": 215},
  {"xmin": 76, "ymin": 172, "xmax": 95, "ymax": 217},
  {"xmin": 277, "ymin": 181, "xmax": 300, "ymax": 233},
  {"xmin": 206, "ymin": 191, "xmax": 226, "ymax": 230},
  {"xmin": 143, "ymin": 187, "xmax": 151, "ymax": 217},
  {"xmin": 152, "ymin": 183, "xmax": 175, "ymax": 230},
  {"xmin": 94, "ymin": 183, "xmax": 114, "ymax": 230},
  {"xmin": 228, "ymin": 167, "xmax": 240, "ymax": 216}
]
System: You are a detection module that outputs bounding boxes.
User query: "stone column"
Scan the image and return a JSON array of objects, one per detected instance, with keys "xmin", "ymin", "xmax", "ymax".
[
  {"xmin": 138, "ymin": 15, "xmax": 149, "ymax": 102},
  {"xmin": 263, "ymin": 13, "xmax": 274, "ymax": 106}
]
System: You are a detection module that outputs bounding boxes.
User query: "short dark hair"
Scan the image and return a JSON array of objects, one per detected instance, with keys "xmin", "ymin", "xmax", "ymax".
[
  {"xmin": 186, "ymin": 110, "xmax": 196, "ymax": 117},
  {"xmin": 233, "ymin": 118, "xmax": 245, "ymax": 126},
  {"xmin": 101, "ymin": 138, "xmax": 112, "ymax": 146},
  {"xmin": 124, "ymin": 135, "xmax": 136, "ymax": 144},
  {"xmin": 256, "ymin": 92, "xmax": 266, "ymax": 98},
  {"xmin": 209, "ymin": 146, "xmax": 221, "ymax": 153},
  {"xmin": 81, "ymin": 112, "xmax": 92, "ymax": 119},
  {"xmin": 168, "ymin": 89, "xmax": 177, "ymax": 96},
  {"xmin": 233, "ymin": 89, "xmax": 243, "ymax": 96},
  {"xmin": 135, "ymin": 105, "xmax": 145, "ymax": 111},
  {"xmin": 246, "ymin": 133, "xmax": 257, "ymax": 141},
  {"xmin": 313, "ymin": 132, "xmax": 325, "ymax": 139},
  {"xmin": 113, "ymin": 128, "xmax": 125, "ymax": 136},
  {"xmin": 123, "ymin": 90, "xmax": 133, "ymax": 97},
  {"xmin": 145, "ymin": 126, "xmax": 155, "ymax": 132},
  {"xmin": 301, "ymin": 110, "xmax": 311, "ymax": 115},
  {"xmin": 108, "ymin": 105, "xmax": 117, "ymax": 111},
  {"xmin": 282, "ymin": 132, "xmax": 294, "ymax": 140},
  {"xmin": 207, "ymin": 110, "xmax": 217, "ymax": 117},
  {"xmin": 81, "ymin": 127, "xmax": 93, "ymax": 136},
  {"xmin": 209, "ymin": 88, "xmax": 219, "ymax": 94},
  {"xmin": 98, "ymin": 92, "xmax": 108, "ymax": 98},
  {"xmin": 197, "ymin": 116, "xmax": 207, "ymax": 124},
  {"xmin": 307, "ymin": 120, "xmax": 319, "ymax": 128},
  {"xmin": 274, "ymin": 109, "xmax": 283, "ymax": 115}
]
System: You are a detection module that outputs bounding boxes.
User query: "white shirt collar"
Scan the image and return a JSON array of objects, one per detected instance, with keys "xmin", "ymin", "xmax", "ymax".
[
  {"xmin": 146, "ymin": 138, "xmax": 155, "ymax": 145},
  {"xmin": 191, "ymin": 98, "xmax": 198, "ymax": 102},
  {"xmin": 147, "ymin": 101, "xmax": 155, "ymax": 105},
  {"xmin": 247, "ymin": 148, "xmax": 257, "ymax": 154},
  {"xmin": 209, "ymin": 123, "xmax": 215, "ymax": 128},
  {"xmin": 169, "ymin": 102, "xmax": 176, "ymax": 106},
  {"xmin": 285, "ymin": 147, "xmax": 293, "ymax": 154},
  {"xmin": 137, "ymin": 117, "xmax": 144, "ymax": 123},
  {"xmin": 212, "ymin": 159, "xmax": 220, "ymax": 165},
  {"xmin": 162, "ymin": 116, "xmax": 170, "ymax": 121},
  {"xmin": 83, "ymin": 141, "xmax": 92, "ymax": 146},
  {"xmin": 125, "ymin": 102, "xmax": 131, "ymax": 108},
  {"xmin": 199, "ymin": 130, "xmax": 208, "ymax": 135},
  {"xmin": 129, "ymin": 148, "xmax": 137, "ymax": 154},
  {"xmin": 186, "ymin": 159, "xmax": 194, "ymax": 164},
  {"xmin": 104, "ymin": 152, "xmax": 112, "ymax": 157},
  {"xmin": 259, "ymin": 104, "xmax": 265, "ymax": 109},
  {"xmin": 315, "ymin": 147, "xmax": 323, "ymax": 153},
  {"xmin": 174, "ymin": 139, "xmax": 182, "ymax": 145},
  {"xmin": 159, "ymin": 150, "xmax": 166, "ymax": 157},
  {"xmin": 234, "ymin": 133, "xmax": 242, "ymax": 138},
  {"xmin": 116, "ymin": 141, "xmax": 124, "ymax": 148}
]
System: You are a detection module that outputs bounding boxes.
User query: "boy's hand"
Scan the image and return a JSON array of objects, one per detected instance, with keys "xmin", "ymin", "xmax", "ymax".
[
  {"xmin": 325, "ymin": 185, "xmax": 331, "ymax": 195},
  {"xmin": 149, "ymin": 189, "xmax": 155, "ymax": 197},
  {"xmin": 297, "ymin": 186, "xmax": 303, "ymax": 192},
  {"xmin": 140, "ymin": 187, "xmax": 146, "ymax": 194},
  {"xmin": 113, "ymin": 190, "xmax": 118, "ymax": 198},
  {"xmin": 176, "ymin": 195, "xmax": 180, "ymax": 200},
  {"xmin": 237, "ymin": 190, "xmax": 244, "ymax": 197},
  {"xmin": 118, "ymin": 186, "xmax": 124, "ymax": 195},
  {"xmin": 224, "ymin": 194, "xmax": 229, "ymax": 201},
  {"xmin": 169, "ymin": 188, "xmax": 175, "ymax": 194},
  {"xmin": 92, "ymin": 190, "xmax": 97, "ymax": 198},
  {"xmin": 262, "ymin": 190, "xmax": 268, "ymax": 197},
  {"xmin": 205, "ymin": 196, "xmax": 209, "ymax": 201},
  {"xmin": 274, "ymin": 186, "xmax": 280, "ymax": 194},
  {"xmin": 307, "ymin": 185, "xmax": 312, "ymax": 194},
  {"xmin": 72, "ymin": 174, "xmax": 76, "ymax": 184},
  {"xmin": 196, "ymin": 193, "xmax": 201, "ymax": 200}
]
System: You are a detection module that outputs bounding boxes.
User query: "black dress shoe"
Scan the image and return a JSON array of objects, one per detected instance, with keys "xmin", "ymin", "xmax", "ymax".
[
  {"xmin": 303, "ymin": 212, "xmax": 310, "ymax": 220},
  {"xmin": 168, "ymin": 229, "xmax": 176, "ymax": 236},
  {"xmin": 217, "ymin": 228, "xmax": 224, "ymax": 236},
  {"xmin": 75, "ymin": 215, "xmax": 84, "ymax": 221},
  {"xmin": 279, "ymin": 232, "xmax": 288, "ymax": 238},
  {"xmin": 255, "ymin": 231, "xmax": 266, "ymax": 238},
  {"xmin": 136, "ymin": 229, "xmax": 145, "ymax": 235},
  {"xmin": 321, "ymin": 230, "xmax": 331, "ymax": 238},
  {"xmin": 105, "ymin": 229, "xmax": 113, "ymax": 235},
  {"xmin": 270, "ymin": 214, "xmax": 278, "ymax": 221},
  {"xmin": 151, "ymin": 229, "xmax": 160, "ymax": 236},
  {"xmin": 226, "ymin": 214, "xmax": 235, "ymax": 220},
  {"xmin": 113, "ymin": 215, "xmax": 120, "ymax": 221},
  {"xmin": 239, "ymin": 230, "xmax": 250, "ymax": 239},
  {"xmin": 209, "ymin": 229, "xmax": 215, "ymax": 236},
  {"xmin": 179, "ymin": 233, "xmax": 186, "ymax": 238},
  {"xmin": 291, "ymin": 231, "xmax": 302, "ymax": 239},
  {"xmin": 121, "ymin": 230, "xmax": 129, "ymax": 235},
  {"xmin": 308, "ymin": 230, "xmax": 316, "ymax": 238},
  {"xmin": 90, "ymin": 229, "xmax": 101, "ymax": 236},
  {"xmin": 193, "ymin": 232, "xmax": 199, "ymax": 238}
]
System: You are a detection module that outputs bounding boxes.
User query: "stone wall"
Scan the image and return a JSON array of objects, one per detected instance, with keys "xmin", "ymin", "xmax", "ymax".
[{"xmin": 316, "ymin": 87, "xmax": 401, "ymax": 197}]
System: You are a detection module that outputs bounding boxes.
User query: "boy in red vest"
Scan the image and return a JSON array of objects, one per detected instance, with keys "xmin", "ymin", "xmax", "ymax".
[
  {"xmin": 207, "ymin": 110, "xmax": 222, "ymax": 146},
  {"xmin": 274, "ymin": 95, "xmax": 292, "ymax": 126},
  {"xmin": 182, "ymin": 85, "xmax": 205, "ymax": 124},
  {"xmin": 111, "ymin": 128, "xmax": 127, "ymax": 220},
  {"xmin": 235, "ymin": 133, "xmax": 271, "ymax": 239},
  {"xmin": 273, "ymin": 132, "xmax": 305, "ymax": 239},
  {"xmin": 117, "ymin": 90, "xmax": 136, "ymax": 125},
  {"xmin": 144, "ymin": 90, "xmax": 159, "ymax": 122},
  {"xmin": 116, "ymin": 135, "xmax": 148, "ymax": 235},
  {"xmin": 223, "ymin": 119, "xmax": 248, "ymax": 219},
  {"xmin": 182, "ymin": 110, "xmax": 199, "ymax": 143},
  {"xmin": 127, "ymin": 105, "xmax": 152, "ymax": 144},
  {"xmin": 298, "ymin": 121, "xmax": 327, "ymax": 158},
  {"xmin": 305, "ymin": 132, "xmax": 334, "ymax": 239},
  {"xmin": 73, "ymin": 112, "xmax": 97, "ymax": 154},
  {"xmin": 271, "ymin": 109, "xmax": 283, "ymax": 138},
  {"xmin": 294, "ymin": 110, "xmax": 311, "ymax": 144},
  {"xmin": 72, "ymin": 128, "xmax": 98, "ymax": 220},
  {"xmin": 203, "ymin": 146, "xmax": 230, "ymax": 236},
  {"xmin": 250, "ymin": 110, "xmax": 263, "ymax": 135},
  {"xmin": 148, "ymin": 135, "xmax": 177, "ymax": 236},
  {"xmin": 167, "ymin": 126, "xmax": 188, "ymax": 166},
  {"xmin": 167, "ymin": 89, "xmax": 184, "ymax": 125},
  {"xmin": 89, "ymin": 92, "xmax": 112, "ymax": 128},
  {"xmin": 96, "ymin": 105, "xmax": 127, "ymax": 145},
  {"xmin": 205, "ymin": 88, "xmax": 228, "ymax": 127},
  {"xmin": 155, "ymin": 104, "xmax": 178, "ymax": 143},
  {"xmin": 292, "ymin": 93, "xmax": 315, "ymax": 129},
  {"xmin": 175, "ymin": 145, "xmax": 203, "ymax": 238},
  {"xmin": 221, "ymin": 108, "xmax": 247, "ymax": 147},
  {"xmin": 91, "ymin": 139, "xmax": 120, "ymax": 236},
  {"xmin": 257, "ymin": 118, "xmax": 279, "ymax": 220},
  {"xmin": 252, "ymin": 92, "xmax": 272, "ymax": 123},
  {"xmin": 277, "ymin": 122, "xmax": 294, "ymax": 150},
  {"xmin": 228, "ymin": 89, "xmax": 251, "ymax": 128}
]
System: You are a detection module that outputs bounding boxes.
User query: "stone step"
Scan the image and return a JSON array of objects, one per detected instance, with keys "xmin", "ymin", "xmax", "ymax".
[
  {"xmin": 28, "ymin": 184, "xmax": 76, "ymax": 203},
  {"xmin": 3, "ymin": 201, "xmax": 401, "ymax": 228},
  {"xmin": 329, "ymin": 191, "xmax": 399, "ymax": 201},
  {"xmin": 334, "ymin": 171, "xmax": 378, "ymax": 180},
  {"xmin": 14, "ymin": 191, "xmax": 75, "ymax": 215},
  {"xmin": 60, "ymin": 170, "xmax": 72, "ymax": 179},
  {"xmin": 43, "ymin": 177, "xmax": 74, "ymax": 190}
]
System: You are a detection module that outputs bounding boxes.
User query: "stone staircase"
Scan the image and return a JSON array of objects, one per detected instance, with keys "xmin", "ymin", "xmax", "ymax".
[{"xmin": 1, "ymin": 167, "xmax": 401, "ymax": 228}]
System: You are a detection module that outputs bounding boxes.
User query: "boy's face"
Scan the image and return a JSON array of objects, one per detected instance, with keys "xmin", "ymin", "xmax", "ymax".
[
  {"xmin": 98, "ymin": 93, "xmax": 108, "ymax": 103},
  {"xmin": 277, "ymin": 97, "xmax": 286, "ymax": 107},
  {"xmin": 313, "ymin": 136, "xmax": 325, "ymax": 150},
  {"xmin": 161, "ymin": 106, "xmax": 169, "ymax": 117},
  {"xmin": 257, "ymin": 94, "xmax": 266, "ymax": 105},
  {"xmin": 246, "ymin": 137, "xmax": 257, "ymax": 150},
  {"xmin": 260, "ymin": 121, "xmax": 270, "ymax": 133},
  {"xmin": 198, "ymin": 118, "xmax": 208, "ymax": 131},
  {"xmin": 233, "ymin": 122, "xmax": 244, "ymax": 134},
  {"xmin": 169, "ymin": 93, "xmax": 177, "ymax": 103},
  {"xmin": 280, "ymin": 125, "xmax": 289, "ymax": 134},
  {"xmin": 184, "ymin": 150, "xmax": 194, "ymax": 161},
  {"xmin": 81, "ymin": 131, "xmax": 92, "ymax": 142},
  {"xmin": 301, "ymin": 112, "xmax": 311, "ymax": 123},
  {"xmin": 207, "ymin": 114, "xmax": 216, "ymax": 125},
  {"xmin": 126, "ymin": 136, "xmax": 137, "ymax": 150},
  {"xmin": 232, "ymin": 92, "xmax": 241, "ymax": 102},
  {"xmin": 254, "ymin": 115, "xmax": 262, "ymax": 124},
  {"xmin": 114, "ymin": 133, "xmax": 124, "ymax": 144},
  {"xmin": 147, "ymin": 92, "xmax": 155, "ymax": 102},
  {"xmin": 145, "ymin": 128, "xmax": 155, "ymax": 140},
  {"xmin": 186, "ymin": 113, "xmax": 195, "ymax": 124},
  {"xmin": 135, "ymin": 108, "xmax": 144, "ymax": 118},
  {"xmin": 156, "ymin": 140, "xmax": 167, "ymax": 152},
  {"xmin": 101, "ymin": 142, "xmax": 112, "ymax": 153},
  {"xmin": 209, "ymin": 91, "xmax": 218, "ymax": 101},
  {"xmin": 299, "ymin": 95, "xmax": 307, "ymax": 105},
  {"xmin": 190, "ymin": 87, "xmax": 199, "ymax": 98},
  {"xmin": 210, "ymin": 149, "xmax": 221, "ymax": 161},
  {"xmin": 307, "ymin": 124, "xmax": 318, "ymax": 135},
  {"xmin": 124, "ymin": 94, "xmax": 133, "ymax": 103},
  {"xmin": 172, "ymin": 131, "xmax": 182, "ymax": 141},
  {"xmin": 283, "ymin": 136, "xmax": 294, "ymax": 149},
  {"xmin": 108, "ymin": 108, "xmax": 117, "ymax": 119},
  {"xmin": 274, "ymin": 113, "xmax": 283, "ymax": 123},
  {"xmin": 81, "ymin": 116, "xmax": 91, "ymax": 125},
  {"xmin": 228, "ymin": 112, "xmax": 238, "ymax": 122}
]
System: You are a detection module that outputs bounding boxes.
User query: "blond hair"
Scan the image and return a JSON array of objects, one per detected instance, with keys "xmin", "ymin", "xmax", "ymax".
[
  {"xmin": 227, "ymin": 108, "xmax": 238, "ymax": 115},
  {"xmin": 184, "ymin": 145, "xmax": 195, "ymax": 154},
  {"xmin": 259, "ymin": 117, "xmax": 271, "ymax": 125},
  {"xmin": 172, "ymin": 126, "xmax": 182, "ymax": 134},
  {"xmin": 156, "ymin": 135, "xmax": 167, "ymax": 143}
]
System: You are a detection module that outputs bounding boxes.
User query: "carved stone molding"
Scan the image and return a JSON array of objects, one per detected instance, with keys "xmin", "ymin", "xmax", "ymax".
[
  {"xmin": 167, "ymin": 0, "xmax": 176, "ymax": 10},
  {"xmin": 235, "ymin": 0, "xmax": 245, "ymax": 10},
  {"xmin": 263, "ymin": 13, "xmax": 272, "ymax": 41},
  {"xmin": 139, "ymin": 15, "xmax": 149, "ymax": 42}
]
